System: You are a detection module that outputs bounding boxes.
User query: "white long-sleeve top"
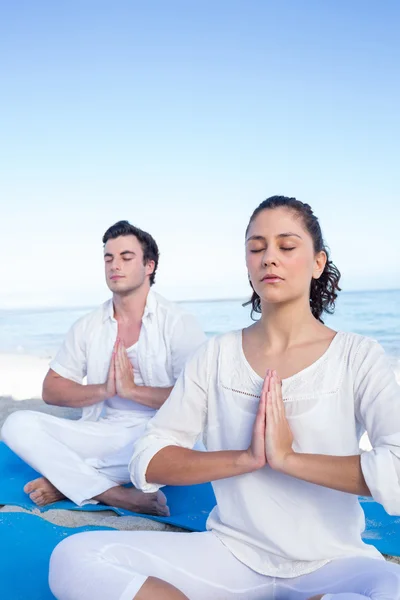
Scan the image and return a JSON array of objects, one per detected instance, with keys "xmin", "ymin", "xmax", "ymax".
[
  {"xmin": 50, "ymin": 290, "xmax": 206, "ymax": 422},
  {"xmin": 130, "ymin": 330, "xmax": 400, "ymax": 578}
]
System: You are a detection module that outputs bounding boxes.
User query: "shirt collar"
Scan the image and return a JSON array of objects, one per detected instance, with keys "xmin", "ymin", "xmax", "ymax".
[{"xmin": 102, "ymin": 289, "xmax": 156, "ymax": 324}]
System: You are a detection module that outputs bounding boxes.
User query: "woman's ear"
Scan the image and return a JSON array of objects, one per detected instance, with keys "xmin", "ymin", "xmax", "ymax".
[{"xmin": 312, "ymin": 250, "xmax": 327, "ymax": 280}]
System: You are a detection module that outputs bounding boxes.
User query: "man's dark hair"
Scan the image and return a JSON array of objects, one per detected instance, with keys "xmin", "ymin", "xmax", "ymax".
[{"xmin": 102, "ymin": 220, "xmax": 159, "ymax": 286}]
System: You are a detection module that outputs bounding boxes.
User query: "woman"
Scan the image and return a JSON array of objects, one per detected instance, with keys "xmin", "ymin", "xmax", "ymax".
[{"xmin": 49, "ymin": 196, "xmax": 400, "ymax": 600}]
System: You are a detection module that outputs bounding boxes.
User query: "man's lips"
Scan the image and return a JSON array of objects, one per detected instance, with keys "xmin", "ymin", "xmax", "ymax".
[{"xmin": 110, "ymin": 275, "xmax": 125, "ymax": 280}]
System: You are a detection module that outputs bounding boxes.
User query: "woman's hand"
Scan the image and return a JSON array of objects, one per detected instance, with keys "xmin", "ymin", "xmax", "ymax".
[
  {"xmin": 265, "ymin": 370, "xmax": 294, "ymax": 471},
  {"xmin": 243, "ymin": 369, "xmax": 271, "ymax": 471}
]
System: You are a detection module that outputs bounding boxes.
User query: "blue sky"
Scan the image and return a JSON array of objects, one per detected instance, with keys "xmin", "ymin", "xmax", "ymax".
[{"xmin": 1, "ymin": 1, "xmax": 399, "ymax": 307}]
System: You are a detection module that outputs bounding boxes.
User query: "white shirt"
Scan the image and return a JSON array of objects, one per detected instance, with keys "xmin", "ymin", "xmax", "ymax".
[
  {"xmin": 50, "ymin": 290, "xmax": 207, "ymax": 422},
  {"xmin": 130, "ymin": 330, "xmax": 400, "ymax": 578}
]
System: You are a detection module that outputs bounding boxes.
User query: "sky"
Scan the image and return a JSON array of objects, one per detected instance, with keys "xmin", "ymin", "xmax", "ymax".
[{"xmin": 1, "ymin": 0, "xmax": 399, "ymax": 308}]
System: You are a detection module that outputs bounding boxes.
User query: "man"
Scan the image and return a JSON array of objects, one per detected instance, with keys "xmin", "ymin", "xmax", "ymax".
[{"xmin": 2, "ymin": 221, "xmax": 206, "ymax": 516}]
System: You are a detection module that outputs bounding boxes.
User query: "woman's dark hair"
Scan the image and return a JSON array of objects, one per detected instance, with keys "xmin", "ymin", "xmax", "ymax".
[
  {"xmin": 102, "ymin": 220, "xmax": 159, "ymax": 286},
  {"xmin": 244, "ymin": 196, "xmax": 341, "ymax": 323}
]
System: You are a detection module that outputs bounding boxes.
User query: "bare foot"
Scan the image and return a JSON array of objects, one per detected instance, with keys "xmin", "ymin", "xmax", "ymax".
[
  {"xmin": 95, "ymin": 486, "xmax": 170, "ymax": 517},
  {"xmin": 24, "ymin": 477, "xmax": 65, "ymax": 506}
]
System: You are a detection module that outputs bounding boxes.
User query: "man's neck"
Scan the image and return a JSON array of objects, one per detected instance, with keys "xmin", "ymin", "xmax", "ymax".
[{"xmin": 112, "ymin": 285, "xmax": 151, "ymax": 324}]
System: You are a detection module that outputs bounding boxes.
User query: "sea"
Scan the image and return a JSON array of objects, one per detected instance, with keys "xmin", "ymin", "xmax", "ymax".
[{"xmin": 0, "ymin": 289, "xmax": 399, "ymax": 367}]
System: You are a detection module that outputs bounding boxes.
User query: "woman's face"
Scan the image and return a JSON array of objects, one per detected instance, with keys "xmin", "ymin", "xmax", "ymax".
[{"xmin": 245, "ymin": 207, "xmax": 326, "ymax": 308}]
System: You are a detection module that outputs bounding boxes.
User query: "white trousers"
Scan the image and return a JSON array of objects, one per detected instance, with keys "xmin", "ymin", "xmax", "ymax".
[
  {"xmin": 48, "ymin": 530, "xmax": 400, "ymax": 600},
  {"xmin": 1, "ymin": 410, "xmax": 148, "ymax": 505}
]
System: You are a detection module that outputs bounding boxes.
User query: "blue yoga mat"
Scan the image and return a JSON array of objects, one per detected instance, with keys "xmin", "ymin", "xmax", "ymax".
[
  {"xmin": 1, "ymin": 442, "xmax": 400, "ymax": 556},
  {"xmin": 0, "ymin": 442, "xmax": 216, "ymax": 531},
  {"xmin": 1, "ymin": 507, "xmax": 400, "ymax": 600},
  {"xmin": 0, "ymin": 511, "xmax": 113, "ymax": 600},
  {"xmin": 359, "ymin": 497, "xmax": 400, "ymax": 556}
]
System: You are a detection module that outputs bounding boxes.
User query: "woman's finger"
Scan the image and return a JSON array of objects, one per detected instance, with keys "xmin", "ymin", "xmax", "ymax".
[
  {"xmin": 273, "ymin": 372, "xmax": 284, "ymax": 418},
  {"xmin": 261, "ymin": 369, "xmax": 271, "ymax": 399},
  {"xmin": 269, "ymin": 373, "xmax": 279, "ymax": 422}
]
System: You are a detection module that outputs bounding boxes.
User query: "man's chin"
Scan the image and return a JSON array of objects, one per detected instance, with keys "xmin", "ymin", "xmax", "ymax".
[{"xmin": 108, "ymin": 284, "xmax": 137, "ymax": 296}]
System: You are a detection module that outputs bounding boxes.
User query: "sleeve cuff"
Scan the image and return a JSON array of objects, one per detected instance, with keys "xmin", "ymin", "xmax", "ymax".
[
  {"xmin": 361, "ymin": 447, "xmax": 400, "ymax": 515},
  {"xmin": 129, "ymin": 439, "xmax": 175, "ymax": 493},
  {"xmin": 49, "ymin": 360, "xmax": 83, "ymax": 384}
]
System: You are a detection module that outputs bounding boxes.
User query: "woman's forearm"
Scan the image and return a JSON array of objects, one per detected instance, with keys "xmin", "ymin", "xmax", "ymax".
[
  {"xmin": 280, "ymin": 453, "xmax": 371, "ymax": 496},
  {"xmin": 146, "ymin": 446, "xmax": 258, "ymax": 485}
]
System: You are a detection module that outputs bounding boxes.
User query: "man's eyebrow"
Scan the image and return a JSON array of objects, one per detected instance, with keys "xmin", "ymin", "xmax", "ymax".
[
  {"xmin": 104, "ymin": 250, "xmax": 136, "ymax": 258},
  {"xmin": 246, "ymin": 232, "xmax": 302, "ymax": 242}
]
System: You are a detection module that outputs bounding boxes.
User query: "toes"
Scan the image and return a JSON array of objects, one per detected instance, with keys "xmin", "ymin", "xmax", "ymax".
[
  {"xmin": 156, "ymin": 502, "xmax": 170, "ymax": 517},
  {"xmin": 29, "ymin": 491, "xmax": 42, "ymax": 504},
  {"xmin": 24, "ymin": 479, "xmax": 39, "ymax": 493},
  {"xmin": 156, "ymin": 490, "xmax": 168, "ymax": 506}
]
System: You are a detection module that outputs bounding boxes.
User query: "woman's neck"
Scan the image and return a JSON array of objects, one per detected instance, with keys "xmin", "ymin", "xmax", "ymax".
[{"xmin": 254, "ymin": 299, "xmax": 323, "ymax": 352}]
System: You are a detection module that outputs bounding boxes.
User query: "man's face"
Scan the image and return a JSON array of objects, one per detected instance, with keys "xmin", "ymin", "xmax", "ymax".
[{"xmin": 104, "ymin": 235, "xmax": 154, "ymax": 295}]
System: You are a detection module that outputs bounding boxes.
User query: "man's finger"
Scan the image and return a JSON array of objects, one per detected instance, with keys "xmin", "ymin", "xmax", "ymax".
[{"xmin": 266, "ymin": 391, "xmax": 273, "ymax": 426}]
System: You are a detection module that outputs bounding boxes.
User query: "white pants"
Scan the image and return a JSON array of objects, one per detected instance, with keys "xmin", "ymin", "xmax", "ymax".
[
  {"xmin": 1, "ymin": 410, "xmax": 148, "ymax": 505},
  {"xmin": 49, "ymin": 530, "xmax": 400, "ymax": 600}
]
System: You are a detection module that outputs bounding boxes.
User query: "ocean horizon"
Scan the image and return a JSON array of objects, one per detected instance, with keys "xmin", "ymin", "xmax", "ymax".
[
  {"xmin": 0, "ymin": 288, "xmax": 399, "ymax": 401},
  {"xmin": 0, "ymin": 288, "xmax": 399, "ymax": 357}
]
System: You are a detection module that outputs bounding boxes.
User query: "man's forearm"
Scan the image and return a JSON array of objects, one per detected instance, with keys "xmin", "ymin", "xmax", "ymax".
[
  {"xmin": 130, "ymin": 386, "xmax": 173, "ymax": 409},
  {"xmin": 42, "ymin": 378, "xmax": 107, "ymax": 408}
]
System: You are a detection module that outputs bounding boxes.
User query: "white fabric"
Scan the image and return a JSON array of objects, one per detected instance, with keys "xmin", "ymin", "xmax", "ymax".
[
  {"xmin": 49, "ymin": 529, "xmax": 400, "ymax": 600},
  {"xmin": 105, "ymin": 342, "xmax": 145, "ymax": 414},
  {"xmin": 130, "ymin": 330, "xmax": 400, "ymax": 578},
  {"xmin": 49, "ymin": 289, "xmax": 207, "ymax": 421},
  {"xmin": 1, "ymin": 291, "xmax": 206, "ymax": 504},
  {"xmin": 1, "ymin": 409, "xmax": 149, "ymax": 505}
]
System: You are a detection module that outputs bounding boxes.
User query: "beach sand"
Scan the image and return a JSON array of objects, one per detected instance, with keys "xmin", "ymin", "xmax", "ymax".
[{"xmin": 0, "ymin": 395, "xmax": 398, "ymax": 566}]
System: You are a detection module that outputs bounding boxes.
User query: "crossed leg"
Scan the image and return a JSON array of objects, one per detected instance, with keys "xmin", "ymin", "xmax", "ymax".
[
  {"xmin": 49, "ymin": 529, "xmax": 400, "ymax": 600},
  {"xmin": 2, "ymin": 410, "xmax": 168, "ymax": 515}
]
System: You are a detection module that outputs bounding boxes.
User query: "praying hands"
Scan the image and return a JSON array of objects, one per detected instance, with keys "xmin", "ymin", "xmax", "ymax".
[
  {"xmin": 104, "ymin": 338, "xmax": 137, "ymax": 401},
  {"xmin": 246, "ymin": 369, "xmax": 294, "ymax": 472}
]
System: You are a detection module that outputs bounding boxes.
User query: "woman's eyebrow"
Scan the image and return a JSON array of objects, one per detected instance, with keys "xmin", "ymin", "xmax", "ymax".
[{"xmin": 246, "ymin": 232, "xmax": 302, "ymax": 242}]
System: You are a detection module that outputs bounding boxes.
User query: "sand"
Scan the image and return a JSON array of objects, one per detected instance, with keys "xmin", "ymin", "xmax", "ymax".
[{"xmin": 0, "ymin": 353, "xmax": 50, "ymax": 400}]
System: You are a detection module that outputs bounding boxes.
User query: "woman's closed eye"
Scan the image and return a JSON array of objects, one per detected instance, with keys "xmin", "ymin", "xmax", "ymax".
[{"xmin": 250, "ymin": 247, "xmax": 296, "ymax": 253}]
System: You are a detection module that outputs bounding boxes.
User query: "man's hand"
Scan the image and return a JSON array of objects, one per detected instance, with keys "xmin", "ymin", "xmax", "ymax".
[
  {"xmin": 115, "ymin": 338, "xmax": 137, "ymax": 401},
  {"xmin": 101, "ymin": 340, "xmax": 117, "ymax": 400},
  {"xmin": 265, "ymin": 370, "xmax": 294, "ymax": 471}
]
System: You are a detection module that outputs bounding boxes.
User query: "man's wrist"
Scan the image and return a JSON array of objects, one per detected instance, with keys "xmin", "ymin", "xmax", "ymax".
[
  {"xmin": 125, "ymin": 383, "xmax": 137, "ymax": 402},
  {"xmin": 236, "ymin": 449, "xmax": 264, "ymax": 474},
  {"xmin": 97, "ymin": 384, "xmax": 109, "ymax": 402}
]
